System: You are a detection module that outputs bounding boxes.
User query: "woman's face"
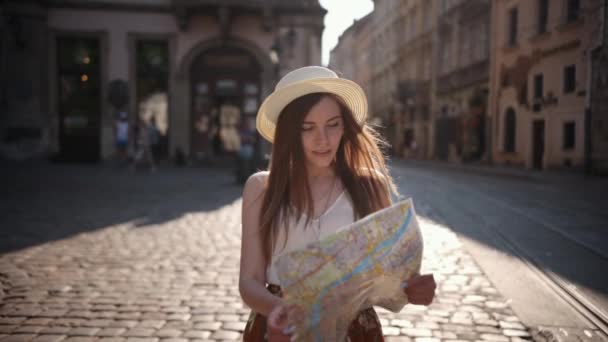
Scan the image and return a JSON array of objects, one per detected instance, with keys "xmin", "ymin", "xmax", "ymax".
[{"xmin": 300, "ymin": 96, "xmax": 344, "ymax": 170}]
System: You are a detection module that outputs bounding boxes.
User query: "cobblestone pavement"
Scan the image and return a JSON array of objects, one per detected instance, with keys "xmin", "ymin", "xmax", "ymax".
[{"xmin": 0, "ymin": 163, "xmax": 531, "ymax": 341}]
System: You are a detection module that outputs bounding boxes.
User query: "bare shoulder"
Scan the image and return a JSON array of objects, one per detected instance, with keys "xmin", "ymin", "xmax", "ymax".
[{"xmin": 242, "ymin": 171, "xmax": 269, "ymax": 205}]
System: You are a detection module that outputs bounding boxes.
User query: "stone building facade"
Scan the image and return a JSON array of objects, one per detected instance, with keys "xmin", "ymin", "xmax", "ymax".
[
  {"xmin": 590, "ymin": 0, "xmax": 608, "ymax": 174},
  {"xmin": 435, "ymin": 0, "xmax": 491, "ymax": 163},
  {"xmin": 329, "ymin": 13, "xmax": 374, "ymax": 120},
  {"xmin": 396, "ymin": 0, "xmax": 437, "ymax": 159},
  {"xmin": 370, "ymin": 0, "xmax": 401, "ymax": 149},
  {"xmin": 489, "ymin": 0, "xmax": 604, "ymax": 170},
  {"xmin": 0, "ymin": 0, "xmax": 325, "ymax": 162}
]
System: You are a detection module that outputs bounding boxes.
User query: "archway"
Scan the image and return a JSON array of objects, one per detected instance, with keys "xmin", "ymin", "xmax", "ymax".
[
  {"xmin": 189, "ymin": 46, "xmax": 262, "ymax": 160},
  {"xmin": 175, "ymin": 37, "xmax": 275, "ymax": 162}
]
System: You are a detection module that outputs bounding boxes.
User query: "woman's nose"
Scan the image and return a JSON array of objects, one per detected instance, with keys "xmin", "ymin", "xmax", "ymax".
[{"xmin": 314, "ymin": 127, "xmax": 329, "ymax": 145}]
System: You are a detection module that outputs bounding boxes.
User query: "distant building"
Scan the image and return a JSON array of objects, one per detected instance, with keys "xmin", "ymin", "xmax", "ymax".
[
  {"xmin": 489, "ymin": 0, "xmax": 603, "ymax": 170},
  {"xmin": 434, "ymin": 0, "xmax": 491, "ymax": 163},
  {"xmin": 0, "ymin": 0, "xmax": 326, "ymax": 162},
  {"xmin": 370, "ymin": 0, "xmax": 401, "ymax": 151},
  {"xmin": 590, "ymin": 0, "xmax": 608, "ymax": 174},
  {"xmin": 329, "ymin": 13, "xmax": 373, "ymax": 119},
  {"xmin": 396, "ymin": 0, "xmax": 437, "ymax": 159}
]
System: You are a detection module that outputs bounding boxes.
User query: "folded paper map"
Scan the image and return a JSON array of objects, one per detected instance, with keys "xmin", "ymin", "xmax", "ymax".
[{"xmin": 274, "ymin": 199, "xmax": 423, "ymax": 341}]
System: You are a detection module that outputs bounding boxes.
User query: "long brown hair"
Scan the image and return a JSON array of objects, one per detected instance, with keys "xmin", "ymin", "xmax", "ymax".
[{"xmin": 259, "ymin": 92, "xmax": 397, "ymax": 263}]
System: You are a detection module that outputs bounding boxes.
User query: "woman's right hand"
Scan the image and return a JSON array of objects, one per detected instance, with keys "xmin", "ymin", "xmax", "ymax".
[{"xmin": 267, "ymin": 304, "xmax": 292, "ymax": 342}]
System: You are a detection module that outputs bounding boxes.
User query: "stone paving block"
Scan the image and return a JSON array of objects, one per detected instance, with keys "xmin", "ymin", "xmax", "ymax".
[
  {"xmin": 68, "ymin": 327, "xmax": 100, "ymax": 336},
  {"xmin": 415, "ymin": 321, "xmax": 439, "ymax": 330},
  {"xmin": 499, "ymin": 321, "xmax": 526, "ymax": 330},
  {"xmin": 190, "ymin": 315, "xmax": 214, "ymax": 323},
  {"xmin": 123, "ymin": 329, "xmax": 156, "ymax": 338},
  {"xmin": 181, "ymin": 331, "xmax": 210, "ymax": 339},
  {"xmin": 30, "ymin": 335, "xmax": 67, "ymax": 342},
  {"xmin": 40, "ymin": 327, "xmax": 72, "ymax": 335},
  {"xmin": 96, "ymin": 328, "xmax": 127, "ymax": 337},
  {"xmin": 193, "ymin": 322, "xmax": 221, "ymax": 331},
  {"xmin": 0, "ymin": 317, "xmax": 27, "ymax": 325},
  {"xmin": 0, "ymin": 333, "xmax": 37, "ymax": 342},
  {"xmin": 23, "ymin": 319, "xmax": 55, "ymax": 326},
  {"xmin": 384, "ymin": 327, "xmax": 401, "ymax": 336},
  {"xmin": 221, "ymin": 322, "xmax": 245, "ymax": 332},
  {"xmin": 157, "ymin": 322, "xmax": 189, "ymax": 331},
  {"xmin": 164, "ymin": 315, "xmax": 189, "ymax": 322},
  {"xmin": 154, "ymin": 329, "xmax": 182, "ymax": 338},
  {"xmin": 480, "ymin": 333, "xmax": 510, "ymax": 342},
  {"xmin": 209, "ymin": 330, "xmax": 240, "ymax": 340},
  {"xmin": 502, "ymin": 329, "xmax": 531, "ymax": 338},
  {"xmin": 401, "ymin": 328, "xmax": 433, "ymax": 337},
  {"xmin": 385, "ymin": 337, "xmax": 413, "ymax": 342},
  {"xmin": 82, "ymin": 320, "xmax": 112, "ymax": 328},
  {"xmin": 476, "ymin": 325, "xmax": 502, "ymax": 333},
  {"xmin": 390, "ymin": 319, "xmax": 413, "ymax": 328},
  {"xmin": 52, "ymin": 319, "xmax": 87, "ymax": 327},
  {"xmin": 414, "ymin": 338, "xmax": 441, "ymax": 342},
  {"xmin": 133, "ymin": 322, "xmax": 164, "ymax": 330},
  {"xmin": 433, "ymin": 331, "xmax": 458, "ymax": 339},
  {"xmin": 215, "ymin": 314, "xmax": 239, "ymax": 323},
  {"xmin": 13, "ymin": 325, "xmax": 46, "ymax": 334},
  {"xmin": 0, "ymin": 326, "xmax": 17, "ymax": 334},
  {"xmin": 107, "ymin": 322, "xmax": 137, "ymax": 329}
]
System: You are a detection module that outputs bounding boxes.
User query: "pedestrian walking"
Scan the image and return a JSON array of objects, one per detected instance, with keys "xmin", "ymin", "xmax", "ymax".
[
  {"xmin": 131, "ymin": 118, "xmax": 156, "ymax": 172},
  {"xmin": 114, "ymin": 111, "xmax": 129, "ymax": 165},
  {"xmin": 239, "ymin": 66, "xmax": 436, "ymax": 341}
]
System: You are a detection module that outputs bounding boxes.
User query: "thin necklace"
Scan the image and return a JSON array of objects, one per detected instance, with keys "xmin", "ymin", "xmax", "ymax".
[{"xmin": 315, "ymin": 175, "xmax": 337, "ymax": 235}]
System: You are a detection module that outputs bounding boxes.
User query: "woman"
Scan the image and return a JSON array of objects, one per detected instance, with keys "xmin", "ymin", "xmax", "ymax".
[{"xmin": 239, "ymin": 66, "xmax": 436, "ymax": 341}]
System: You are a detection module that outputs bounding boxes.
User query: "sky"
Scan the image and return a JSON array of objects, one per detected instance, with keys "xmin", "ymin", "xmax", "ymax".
[{"xmin": 318, "ymin": 0, "xmax": 374, "ymax": 66}]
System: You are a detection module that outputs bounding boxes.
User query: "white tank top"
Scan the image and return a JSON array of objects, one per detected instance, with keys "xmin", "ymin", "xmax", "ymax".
[{"xmin": 266, "ymin": 185, "xmax": 356, "ymax": 285}]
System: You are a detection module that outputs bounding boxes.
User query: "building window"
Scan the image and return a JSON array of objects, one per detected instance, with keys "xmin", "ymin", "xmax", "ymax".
[
  {"xmin": 508, "ymin": 7, "xmax": 518, "ymax": 46},
  {"xmin": 563, "ymin": 121, "xmax": 575, "ymax": 149},
  {"xmin": 564, "ymin": 64, "xmax": 576, "ymax": 93},
  {"xmin": 533, "ymin": 73, "xmax": 544, "ymax": 99},
  {"xmin": 566, "ymin": 0, "xmax": 580, "ymax": 23},
  {"xmin": 538, "ymin": 0, "xmax": 549, "ymax": 34},
  {"xmin": 504, "ymin": 108, "xmax": 516, "ymax": 153}
]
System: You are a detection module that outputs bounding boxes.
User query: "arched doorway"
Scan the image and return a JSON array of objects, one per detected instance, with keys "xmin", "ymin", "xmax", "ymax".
[{"xmin": 189, "ymin": 46, "xmax": 262, "ymax": 161}]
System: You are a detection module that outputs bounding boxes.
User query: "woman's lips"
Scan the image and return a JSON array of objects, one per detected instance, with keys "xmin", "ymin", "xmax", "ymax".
[{"xmin": 313, "ymin": 150, "xmax": 331, "ymax": 155}]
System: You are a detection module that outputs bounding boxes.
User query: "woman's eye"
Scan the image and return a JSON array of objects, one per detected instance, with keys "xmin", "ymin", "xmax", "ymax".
[
  {"xmin": 301, "ymin": 126, "xmax": 313, "ymax": 131},
  {"xmin": 328, "ymin": 122, "xmax": 339, "ymax": 128}
]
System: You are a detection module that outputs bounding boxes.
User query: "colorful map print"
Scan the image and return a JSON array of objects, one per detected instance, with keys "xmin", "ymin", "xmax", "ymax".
[{"xmin": 274, "ymin": 199, "xmax": 423, "ymax": 341}]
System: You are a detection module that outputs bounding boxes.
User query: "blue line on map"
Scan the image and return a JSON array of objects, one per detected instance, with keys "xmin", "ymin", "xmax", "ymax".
[{"xmin": 310, "ymin": 208, "xmax": 413, "ymax": 342}]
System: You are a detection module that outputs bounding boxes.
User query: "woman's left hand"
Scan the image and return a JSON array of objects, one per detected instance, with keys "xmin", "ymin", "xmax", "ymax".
[{"xmin": 404, "ymin": 274, "xmax": 436, "ymax": 306}]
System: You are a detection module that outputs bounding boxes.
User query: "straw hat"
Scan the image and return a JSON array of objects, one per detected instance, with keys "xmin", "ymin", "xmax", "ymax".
[{"xmin": 256, "ymin": 66, "xmax": 368, "ymax": 143}]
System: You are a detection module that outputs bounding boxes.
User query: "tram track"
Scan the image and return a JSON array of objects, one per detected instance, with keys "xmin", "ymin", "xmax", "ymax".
[{"xmin": 393, "ymin": 166, "xmax": 608, "ymax": 338}]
